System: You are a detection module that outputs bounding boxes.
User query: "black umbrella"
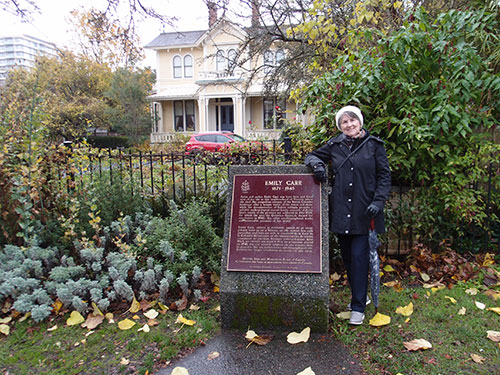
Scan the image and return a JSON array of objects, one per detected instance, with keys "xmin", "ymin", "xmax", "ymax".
[{"xmin": 368, "ymin": 219, "xmax": 381, "ymax": 312}]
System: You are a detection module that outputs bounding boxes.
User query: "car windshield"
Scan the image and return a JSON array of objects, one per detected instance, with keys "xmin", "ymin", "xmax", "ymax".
[{"xmin": 229, "ymin": 134, "xmax": 246, "ymax": 142}]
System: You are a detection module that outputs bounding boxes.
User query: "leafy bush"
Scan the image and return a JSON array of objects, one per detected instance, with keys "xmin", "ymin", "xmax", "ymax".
[{"xmin": 86, "ymin": 135, "xmax": 130, "ymax": 149}]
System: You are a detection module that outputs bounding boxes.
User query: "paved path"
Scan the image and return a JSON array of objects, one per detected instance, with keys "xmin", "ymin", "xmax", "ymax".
[{"xmin": 155, "ymin": 329, "xmax": 364, "ymax": 375}]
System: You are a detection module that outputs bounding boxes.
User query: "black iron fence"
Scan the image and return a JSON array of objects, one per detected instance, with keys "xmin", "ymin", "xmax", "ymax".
[{"xmin": 55, "ymin": 142, "xmax": 498, "ymax": 256}]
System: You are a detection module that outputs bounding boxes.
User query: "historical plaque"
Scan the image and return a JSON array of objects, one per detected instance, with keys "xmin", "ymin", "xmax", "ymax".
[{"xmin": 227, "ymin": 174, "xmax": 321, "ymax": 273}]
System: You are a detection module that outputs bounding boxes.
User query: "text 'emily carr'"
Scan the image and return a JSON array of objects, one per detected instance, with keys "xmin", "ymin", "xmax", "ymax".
[{"xmin": 264, "ymin": 180, "xmax": 303, "ymax": 186}]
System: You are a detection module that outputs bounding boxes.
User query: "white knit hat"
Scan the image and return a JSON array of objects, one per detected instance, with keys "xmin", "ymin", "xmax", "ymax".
[{"xmin": 335, "ymin": 105, "xmax": 364, "ymax": 130}]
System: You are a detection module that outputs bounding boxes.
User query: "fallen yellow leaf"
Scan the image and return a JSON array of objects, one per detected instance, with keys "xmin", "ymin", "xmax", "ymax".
[
  {"xmin": 420, "ymin": 273, "xmax": 430, "ymax": 282},
  {"xmin": 369, "ymin": 312, "xmax": 391, "ymax": 327},
  {"xmin": 52, "ymin": 299, "xmax": 63, "ymax": 313},
  {"xmin": 91, "ymin": 302, "xmax": 104, "ymax": 316},
  {"xmin": 395, "ymin": 302, "xmax": 414, "ymax": 317},
  {"xmin": 213, "ymin": 285, "xmax": 220, "ymax": 293},
  {"xmin": 144, "ymin": 309, "xmax": 159, "ymax": 319},
  {"xmin": 245, "ymin": 329, "xmax": 273, "ymax": 346},
  {"xmin": 0, "ymin": 324, "xmax": 10, "ymax": 335},
  {"xmin": 18, "ymin": 312, "xmax": 30, "ymax": 322},
  {"xmin": 431, "ymin": 286, "xmax": 446, "ymax": 294},
  {"xmin": 458, "ymin": 307, "xmax": 466, "ymax": 315},
  {"xmin": 445, "ymin": 296, "xmax": 457, "ymax": 304},
  {"xmin": 465, "ymin": 288, "xmax": 478, "ymax": 296},
  {"xmin": 158, "ymin": 302, "xmax": 169, "ymax": 311},
  {"xmin": 148, "ymin": 318, "xmax": 159, "ymax": 326},
  {"xmin": 129, "ymin": 296, "xmax": 140, "ymax": 313},
  {"xmin": 47, "ymin": 325, "xmax": 58, "ymax": 331},
  {"xmin": 383, "ymin": 265, "xmax": 395, "ymax": 272},
  {"xmin": 484, "ymin": 290, "xmax": 500, "ymax": 301},
  {"xmin": 482, "ymin": 253, "xmax": 495, "ymax": 267},
  {"xmin": 105, "ymin": 312, "xmax": 114, "ymax": 323},
  {"xmin": 423, "ymin": 281, "xmax": 445, "ymax": 289},
  {"xmin": 118, "ymin": 319, "xmax": 136, "ymax": 330},
  {"xmin": 404, "ymin": 317, "xmax": 410, "ymax": 323},
  {"xmin": 487, "ymin": 307, "xmax": 500, "ymax": 315},
  {"xmin": 287, "ymin": 327, "xmax": 311, "ymax": 344},
  {"xmin": 176, "ymin": 314, "xmax": 196, "ymax": 326},
  {"xmin": 486, "ymin": 330, "xmax": 500, "ymax": 342},
  {"xmin": 475, "ymin": 301, "xmax": 486, "ymax": 310},
  {"xmin": 0, "ymin": 317, "xmax": 12, "ymax": 324},
  {"xmin": 207, "ymin": 351, "xmax": 220, "ymax": 360},
  {"xmin": 297, "ymin": 367, "xmax": 315, "ymax": 375},
  {"xmin": 336, "ymin": 311, "xmax": 351, "ymax": 320},
  {"xmin": 330, "ymin": 272, "xmax": 341, "ymax": 282},
  {"xmin": 138, "ymin": 324, "xmax": 150, "ymax": 333},
  {"xmin": 171, "ymin": 367, "xmax": 190, "ymax": 375},
  {"xmin": 189, "ymin": 304, "xmax": 200, "ymax": 311},
  {"xmin": 132, "ymin": 315, "xmax": 140, "ymax": 320},
  {"xmin": 66, "ymin": 311, "xmax": 85, "ymax": 326},
  {"xmin": 403, "ymin": 338, "xmax": 432, "ymax": 351},
  {"xmin": 471, "ymin": 353, "xmax": 486, "ymax": 363}
]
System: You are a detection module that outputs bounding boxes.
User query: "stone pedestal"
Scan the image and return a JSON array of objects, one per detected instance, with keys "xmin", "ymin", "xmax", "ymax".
[{"xmin": 220, "ymin": 165, "xmax": 329, "ymax": 332}]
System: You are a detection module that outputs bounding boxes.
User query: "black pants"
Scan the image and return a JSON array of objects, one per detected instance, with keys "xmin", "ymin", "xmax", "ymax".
[{"xmin": 338, "ymin": 234, "xmax": 369, "ymax": 313}]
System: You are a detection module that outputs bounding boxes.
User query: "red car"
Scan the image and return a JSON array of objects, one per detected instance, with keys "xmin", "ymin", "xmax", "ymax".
[{"xmin": 185, "ymin": 132, "xmax": 267, "ymax": 155}]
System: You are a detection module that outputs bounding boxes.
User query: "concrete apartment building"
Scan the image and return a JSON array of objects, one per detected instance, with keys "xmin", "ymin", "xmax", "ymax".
[{"xmin": 0, "ymin": 34, "xmax": 57, "ymax": 84}]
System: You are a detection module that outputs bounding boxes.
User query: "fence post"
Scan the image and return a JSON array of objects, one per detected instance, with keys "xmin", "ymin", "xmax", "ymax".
[{"xmin": 283, "ymin": 136, "xmax": 292, "ymax": 164}]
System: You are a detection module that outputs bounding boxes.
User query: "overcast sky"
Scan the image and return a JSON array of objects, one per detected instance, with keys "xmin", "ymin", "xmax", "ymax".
[{"xmin": 0, "ymin": 0, "xmax": 211, "ymax": 67}]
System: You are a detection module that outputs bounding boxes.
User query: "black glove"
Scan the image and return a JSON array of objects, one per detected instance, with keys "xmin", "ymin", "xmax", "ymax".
[
  {"xmin": 312, "ymin": 164, "xmax": 327, "ymax": 183},
  {"xmin": 366, "ymin": 203, "xmax": 380, "ymax": 217}
]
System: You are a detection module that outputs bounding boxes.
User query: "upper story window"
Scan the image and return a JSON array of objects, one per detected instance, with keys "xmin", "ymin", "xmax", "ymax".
[
  {"xmin": 184, "ymin": 55, "xmax": 193, "ymax": 78},
  {"xmin": 264, "ymin": 98, "xmax": 286, "ymax": 130},
  {"xmin": 216, "ymin": 50, "xmax": 226, "ymax": 72},
  {"xmin": 173, "ymin": 55, "xmax": 182, "ymax": 78},
  {"xmin": 263, "ymin": 49, "xmax": 285, "ymax": 74},
  {"xmin": 227, "ymin": 49, "xmax": 237, "ymax": 72},
  {"xmin": 173, "ymin": 54, "xmax": 194, "ymax": 79},
  {"xmin": 215, "ymin": 48, "xmax": 239, "ymax": 73}
]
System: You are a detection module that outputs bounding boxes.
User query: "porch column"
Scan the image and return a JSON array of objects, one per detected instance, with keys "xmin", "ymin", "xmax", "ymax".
[
  {"xmin": 233, "ymin": 94, "xmax": 245, "ymax": 136},
  {"xmin": 197, "ymin": 97, "xmax": 207, "ymax": 132}
]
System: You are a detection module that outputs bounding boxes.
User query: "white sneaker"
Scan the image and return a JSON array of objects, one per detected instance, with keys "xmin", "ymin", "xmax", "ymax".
[
  {"xmin": 347, "ymin": 297, "xmax": 371, "ymax": 311},
  {"xmin": 349, "ymin": 311, "xmax": 365, "ymax": 325}
]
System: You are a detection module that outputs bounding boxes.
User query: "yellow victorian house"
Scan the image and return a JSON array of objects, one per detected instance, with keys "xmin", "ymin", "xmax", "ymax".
[{"xmin": 145, "ymin": 14, "xmax": 300, "ymax": 144}]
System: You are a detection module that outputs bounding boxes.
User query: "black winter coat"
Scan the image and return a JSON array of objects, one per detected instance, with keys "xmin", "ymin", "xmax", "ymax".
[{"xmin": 305, "ymin": 131, "xmax": 391, "ymax": 235}]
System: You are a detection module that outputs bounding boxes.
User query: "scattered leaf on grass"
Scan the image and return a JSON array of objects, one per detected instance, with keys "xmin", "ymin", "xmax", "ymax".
[
  {"xmin": 486, "ymin": 330, "xmax": 500, "ymax": 342},
  {"xmin": 369, "ymin": 313, "xmax": 391, "ymax": 327},
  {"xmin": 431, "ymin": 286, "xmax": 446, "ymax": 293},
  {"xmin": 144, "ymin": 309, "xmax": 159, "ymax": 319},
  {"xmin": 445, "ymin": 296, "xmax": 457, "ymax": 304},
  {"xmin": 118, "ymin": 319, "xmax": 136, "ymax": 330},
  {"xmin": 81, "ymin": 314, "xmax": 104, "ymax": 330},
  {"xmin": 18, "ymin": 312, "xmax": 30, "ymax": 322},
  {"xmin": 0, "ymin": 317, "xmax": 12, "ymax": 324},
  {"xmin": 140, "ymin": 299, "xmax": 153, "ymax": 311},
  {"xmin": 484, "ymin": 290, "xmax": 500, "ymax": 301},
  {"xmin": 465, "ymin": 288, "xmax": 478, "ymax": 296},
  {"xmin": 0, "ymin": 324, "xmax": 10, "ymax": 335},
  {"xmin": 148, "ymin": 319, "xmax": 159, "ymax": 326},
  {"xmin": 471, "ymin": 354, "xmax": 486, "ymax": 363},
  {"xmin": 176, "ymin": 295, "xmax": 189, "ymax": 311},
  {"xmin": 207, "ymin": 351, "xmax": 220, "ymax": 360},
  {"xmin": 105, "ymin": 313, "xmax": 114, "ymax": 323},
  {"xmin": 287, "ymin": 327, "xmax": 311, "ymax": 344},
  {"xmin": 129, "ymin": 296, "xmax": 140, "ymax": 314},
  {"xmin": 395, "ymin": 302, "xmax": 414, "ymax": 316},
  {"xmin": 482, "ymin": 253, "xmax": 495, "ymax": 267},
  {"xmin": 189, "ymin": 304, "xmax": 200, "ymax": 311},
  {"xmin": 297, "ymin": 367, "xmax": 315, "ymax": 375},
  {"xmin": 245, "ymin": 329, "xmax": 273, "ymax": 346},
  {"xmin": 132, "ymin": 315, "xmax": 140, "ymax": 320},
  {"xmin": 213, "ymin": 286, "xmax": 220, "ymax": 293},
  {"xmin": 383, "ymin": 265, "xmax": 395, "ymax": 272},
  {"xmin": 420, "ymin": 273, "xmax": 430, "ymax": 282},
  {"xmin": 176, "ymin": 314, "xmax": 196, "ymax": 326},
  {"xmin": 120, "ymin": 358, "xmax": 130, "ymax": 365},
  {"xmin": 158, "ymin": 302, "xmax": 169, "ymax": 312},
  {"xmin": 214, "ymin": 305, "xmax": 221, "ymax": 312},
  {"xmin": 458, "ymin": 307, "xmax": 466, "ymax": 315},
  {"xmin": 423, "ymin": 281, "xmax": 445, "ymax": 289},
  {"xmin": 91, "ymin": 302, "xmax": 104, "ymax": 316},
  {"xmin": 66, "ymin": 311, "xmax": 85, "ymax": 326},
  {"xmin": 336, "ymin": 311, "xmax": 351, "ymax": 320},
  {"xmin": 330, "ymin": 272, "xmax": 341, "ymax": 282},
  {"xmin": 403, "ymin": 339, "xmax": 432, "ymax": 351},
  {"xmin": 475, "ymin": 301, "xmax": 486, "ymax": 310},
  {"xmin": 171, "ymin": 367, "xmax": 190, "ymax": 375},
  {"xmin": 487, "ymin": 307, "xmax": 500, "ymax": 315},
  {"xmin": 138, "ymin": 324, "xmax": 150, "ymax": 333},
  {"xmin": 383, "ymin": 280, "xmax": 403, "ymax": 292},
  {"xmin": 52, "ymin": 299, "xmax": 63, "ymax": 314},
  {"xmin": 47, "ymin": 325, "xmax": 58, "ymax": 331}
]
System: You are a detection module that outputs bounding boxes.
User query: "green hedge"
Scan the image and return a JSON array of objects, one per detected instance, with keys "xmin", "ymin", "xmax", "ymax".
[{"xmin": 86, "ymin": 135, "xmax": 130, "ymax": 149}]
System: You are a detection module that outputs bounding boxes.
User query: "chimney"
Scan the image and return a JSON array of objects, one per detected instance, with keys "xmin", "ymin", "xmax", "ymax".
[
  {"xmin": 208, "ymin": 1, "xmax": 217, "ymax": 28},
  {"xmin": 251, "ymin": 0, "xmax": 260, "ymax": 27}
]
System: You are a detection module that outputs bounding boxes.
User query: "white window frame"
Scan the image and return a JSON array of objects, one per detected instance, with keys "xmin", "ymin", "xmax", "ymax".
[
  {"xmin": 183, "ymin": 54, "xmax": 193, "ymax": 78},
  {"xmin": 173, "ymin": 55, "xmax": 182, "ymax": 78},
  {"xmin": 263, "ymin": 98, "xmax": 286, "ymax": 130},
  {"xmin": 173, "ymin": 100, "xmax": 196, "ymax": 132}
]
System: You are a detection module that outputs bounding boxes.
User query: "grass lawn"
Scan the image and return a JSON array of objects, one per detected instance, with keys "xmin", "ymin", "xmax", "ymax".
[
  {"xmin": 0, "ymin": 301, "xmax": 220, "ymax": 375},
  {"xmin": 1, "ymin": 266, "xmax": 499, "ymax": 375},
  {"xmin": 330, "ymin": 271, "xmax": 500, "ymax": 375}
]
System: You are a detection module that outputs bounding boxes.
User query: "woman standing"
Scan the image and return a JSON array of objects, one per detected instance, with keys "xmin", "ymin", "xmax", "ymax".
[{"xmin": 305, "ymin": 105, "xmax": 391, "ymax": 325}]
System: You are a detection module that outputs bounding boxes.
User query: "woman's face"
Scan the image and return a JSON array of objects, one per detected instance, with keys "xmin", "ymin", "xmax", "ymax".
[{"xmin": 340, "ymin": 114, "xmax": 362, "ymax": 137}]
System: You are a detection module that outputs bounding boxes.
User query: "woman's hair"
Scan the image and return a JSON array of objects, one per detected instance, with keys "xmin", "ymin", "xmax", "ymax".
[{"xmin": 339, "ymin": 111, "xmax": 361, "ymax": 124}]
